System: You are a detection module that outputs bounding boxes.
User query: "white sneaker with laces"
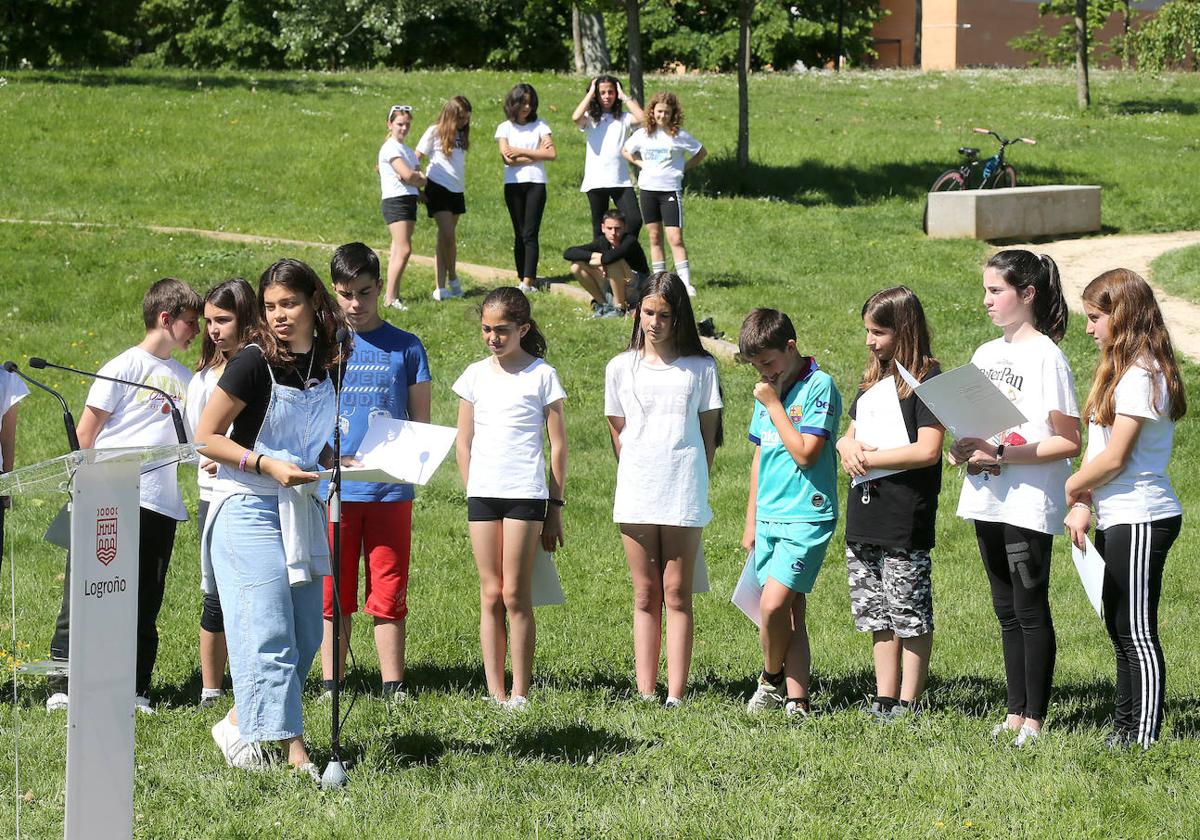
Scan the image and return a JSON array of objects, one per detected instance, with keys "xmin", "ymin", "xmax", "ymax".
[
  {"xmin": 1014, "ymin": 724, "xmax": 1041, "ymax": 748},
  {"xmin": 516, "ymin": 281, "xmax": 535, "ymax": 294},
  {"xmin": 134, "ymin": 694, "xmax": 156, "ymax": 715},
  {"xmin": 211, "ymin": 716, "xmax": 270, "ymax": 769},
  {"xmin": 46, "ymin": 692, "xmax": 69, "ymax": 711},
  {"xmin": 746, "ymin": 677, "xmax": 786, "ymax": 713},
  {"xmin": 387, "ymin": 298, "xmax": 409, "ymax": 312},
  {"xmin": 504, "ymin": 695, "xmax": 529, "ymax": 712},
  {"xmin": 431, "ymin": 287, "xmax": 449, "ymax": 302},
  {"xmin": 663, "ymin": 696, "xmax": 683, "ymax": 709},
  {"xmin": 199, "ymin": 687, "xmax": 225, "ymax": 708}
]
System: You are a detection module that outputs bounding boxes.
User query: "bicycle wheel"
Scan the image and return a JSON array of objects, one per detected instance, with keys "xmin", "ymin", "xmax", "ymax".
[
  {"xmin": 924, "ymin": 170, "xmax": 966, "ymax": 233},
  {"xmin": 987, "ymin": 165, "xmax": 1017, "ymax": 189}
]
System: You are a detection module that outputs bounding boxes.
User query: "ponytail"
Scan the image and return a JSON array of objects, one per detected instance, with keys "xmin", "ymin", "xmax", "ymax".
[{"xmin": 985, "ymin": 249, "xmax": 1069, "ymax": 343}]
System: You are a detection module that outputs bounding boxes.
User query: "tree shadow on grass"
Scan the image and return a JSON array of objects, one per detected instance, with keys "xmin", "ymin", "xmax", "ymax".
[
  {"xmin": 1113, "ymin": 98, "xmax": 1198, "ymax": 116},
  {"xmin": 689, "ymin": 155, "xmax": 1090, "ymax": 208},
  {"xmin": 508, "ymin": 722, "xmax": 643, "ymax": 763},
  {"xmin": 20, "ymin": 70, "xmax": 363, "ymax": 94}
]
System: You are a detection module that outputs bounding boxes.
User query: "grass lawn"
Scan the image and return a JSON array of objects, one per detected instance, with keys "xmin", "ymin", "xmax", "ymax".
[
  {"xmin": 1, "ymin": 68, "xmax": 1200, "ymax": 838},
  {"xmin": 1151, "ymin": 243, "xmax": 1200, "ymax": 306}
]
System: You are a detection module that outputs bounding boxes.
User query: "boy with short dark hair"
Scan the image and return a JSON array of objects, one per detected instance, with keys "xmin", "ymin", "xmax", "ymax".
[
  {"xmin": 322, "ymin": 242, "xmax": 431, "ymax": 701},
  {"xmin": 739, "ymin": 308, "xmax": 841, "ymax": 717},
  {"xmin": 562, "ymin": 209, "xmax": 649, "ymax": 317},
  {"xmin": 47, "ymin": 277, "xmax": 202, "ymax": 713}
]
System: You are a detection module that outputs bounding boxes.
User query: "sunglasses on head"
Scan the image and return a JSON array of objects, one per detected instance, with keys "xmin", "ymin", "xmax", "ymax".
[{"xmin": 388, "ymin": 105, "xmax": 413, "ymax": 117}]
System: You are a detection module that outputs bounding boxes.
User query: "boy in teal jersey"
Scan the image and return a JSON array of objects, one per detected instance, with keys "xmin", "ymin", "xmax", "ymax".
[{"xmin": 739, "ymin": 308, "xmax": 841, "ymax": 717}]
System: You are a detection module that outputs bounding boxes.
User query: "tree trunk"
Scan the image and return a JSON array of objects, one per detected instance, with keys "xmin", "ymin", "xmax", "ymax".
[
  {"xmin": 573, "ymin": 5, "xmax": 585, "ymax": 73},
  {"xmin": 737, "ymin": 0, "xmax": 753, "ymax": 170},
  {"xmin": 1075, "ymin": 0, "xmax": 1090, "ymax": 109},
  {"xmin": 579, "ymin": 10, "xmax": 611, "ymax": 73},
  {"xmin": 625, "ymin": 0, "xmax": 644, "ymax": 103},
  {"xmin": 835, "ymin": 0, "xmax": 845, "ymax": 70},
  {"xmin": 913, "ymin": 0, "xmax": 922, "ymax": 67},
  {"xmin": 1121, "ymin": 0, "xmax": 1131, "ymax": 69}
]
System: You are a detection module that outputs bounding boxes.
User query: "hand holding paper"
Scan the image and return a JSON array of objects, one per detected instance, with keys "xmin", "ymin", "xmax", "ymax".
[
  {"xmin": 318, "ymin": 418, "xmax": 457, "ymax": 485},
  {"xmin": 848, "ymin": 377, "xmax": 910, "ymax": 487},
  {"xmin": 895, "ymin": 361, "xmax": 1026, "ymax": 441}
]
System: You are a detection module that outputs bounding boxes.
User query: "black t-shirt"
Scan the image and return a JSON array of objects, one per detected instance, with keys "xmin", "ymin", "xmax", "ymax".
[
  {"xmin": 844, "ymin": 365, "xmax": 943, "ymax": 550},
  {"xmin": 217, "ymin": 344, "xmax": 330, "ymax": 448}
]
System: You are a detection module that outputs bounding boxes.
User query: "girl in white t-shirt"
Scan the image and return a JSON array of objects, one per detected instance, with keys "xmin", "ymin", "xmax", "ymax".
[
  {"xmin": 185, "ymin": 278, "xmax": 258, "ymax": 707},
  {"xmin": 571, "ymin": 75, "xmax": 645, "ymax": 238},
  {"xmin": 415, "ymin": 95, "xmax": 472, "ymax": 302},
  {"xmin": 1065, "ymin": 269, "xmax": 1186, "ymax": 750},
  {"xmin": 950, "ymin": 249, "xmax": 1081, "ymax": 747},
  {"xmin": 605, "ymin": 272, "xmax": 723, "ymax": 707},
  {"xmin": 453, "ymin": 287, "xmax": 567, "ymax": 709},
  {"xmin": 378, "ymin": 104, "xmax": 428, "ymax": 312},
  {"xmin": 621, "ymin": 91, "xmax": 707, "ymax": 297},
  {"xmin": 495, "ymin": 83, "xmax": 557, "ymax": 293}
]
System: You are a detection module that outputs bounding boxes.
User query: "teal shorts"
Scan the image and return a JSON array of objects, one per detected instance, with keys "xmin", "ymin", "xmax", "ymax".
[{"xmin": 754, "ymin": 520, "xmax": 836, "ymax": 594}]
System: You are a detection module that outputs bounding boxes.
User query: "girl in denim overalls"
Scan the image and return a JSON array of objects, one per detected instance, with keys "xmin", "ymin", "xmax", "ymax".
[{"xmin": 196, "ymin": 259, "xmax": 347, "ymax": 780}]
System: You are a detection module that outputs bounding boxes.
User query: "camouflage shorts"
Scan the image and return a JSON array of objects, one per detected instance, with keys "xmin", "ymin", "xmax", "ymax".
[{"xmin": 845, "ymin": 542, "xmax": 934, "ymax": 637}]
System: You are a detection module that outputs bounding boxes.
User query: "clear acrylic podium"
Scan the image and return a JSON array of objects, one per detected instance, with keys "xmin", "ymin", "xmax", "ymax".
[{"xmin": 0, "ymin": 443, "xmax": 198, "ymax": 840}]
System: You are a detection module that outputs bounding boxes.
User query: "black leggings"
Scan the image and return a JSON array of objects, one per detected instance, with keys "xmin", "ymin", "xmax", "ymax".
[
  {"xmin": 503, "ymin": 182, "xmax": 547, "ymax": 280},
  {"xmin": 586, "ymin": 186, "xmax": 642, "ymax": 239},
  {"xmin": 975, "ymin": 521, "xmax": 1056, "ymax": 720},
  {"xmin": 197, "ymin": 500, "xmax": 225, "ymax": 633},
  {"xmin": 1096, "ymin": 516, "xmax": 1182, "ymax": 747}
]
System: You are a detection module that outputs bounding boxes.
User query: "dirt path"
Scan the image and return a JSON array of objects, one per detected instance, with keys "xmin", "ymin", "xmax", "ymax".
[{"xmin": 1009, "ymin": 231, "xmax": 1200, "ymax": 361}]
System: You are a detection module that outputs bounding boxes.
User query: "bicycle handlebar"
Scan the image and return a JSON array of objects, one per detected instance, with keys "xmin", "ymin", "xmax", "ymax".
[
  {"xmin": 972, "ymin": 127, "xmax": 991, "ymax": 135},
  {"xmin": 1019, "ymin": 137, "xmax": 1037, "ymax": 145}
]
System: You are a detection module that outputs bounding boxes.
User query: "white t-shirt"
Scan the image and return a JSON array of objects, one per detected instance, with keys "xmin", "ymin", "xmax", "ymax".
[
  {"xmin": 378, "ymin": 138, "xmax": 419, "ymax": 199},
  {"xmin": 452, "ymin": 357, "xmax": 566, "ymax": 499},
  {"xmin": 494, "ymin": 119, "xmax": 552, "ymax": 185},
  {"xmin": 185, "ymin": 366, "xmax": 221, "ymax": 501},
  {"xmin": 580, "ymin": 112, "xmax": 637, "ymax": 192},
  {"xmin": 88, "ymin": 347, "xmax": 192, "ymax": 521},
  {"xmin": 622, "ymin": 127, "xmax": 703, "ymax": 192},
  {"xmin": 1087, "ymin": 364, "xmax": 1181, "ymax": 528},
  {"xmin": 956, "ymin": 333, "xmax": 1079, "ymax": 535},
  {"xmin": 415, "ymin": 124, "xmax": 467, "ymax": 193},
  {"xmin": 604, "ymin": 351, "xmax": 723, "ymax": 527},
  {"xmin": 0, "ymin": 370, "xmax": 30, "ymax": 469}
]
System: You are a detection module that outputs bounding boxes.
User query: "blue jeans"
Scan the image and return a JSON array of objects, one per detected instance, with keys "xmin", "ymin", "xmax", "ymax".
[{"xmin": 210, "ymin": 493, "xmax": 323, "ymax": 742}]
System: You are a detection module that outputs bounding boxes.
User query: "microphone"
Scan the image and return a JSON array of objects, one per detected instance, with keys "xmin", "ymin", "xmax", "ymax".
[
  {"xmin": 29, "ymin": 357, "xmax": 188, "ymax": 445},
  {"xmin": 4, "ymin": 360, "xmax": 81, "ymax": 451}
]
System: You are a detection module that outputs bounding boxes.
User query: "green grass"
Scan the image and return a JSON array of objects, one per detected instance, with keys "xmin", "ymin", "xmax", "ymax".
[
  {"xmin": 1151, "ymin": 243, "xmax": 1200, "ymax": 306},
  {"xmin": 1, "ymin": 68, "xmax": 1199, "ymax": 838}
]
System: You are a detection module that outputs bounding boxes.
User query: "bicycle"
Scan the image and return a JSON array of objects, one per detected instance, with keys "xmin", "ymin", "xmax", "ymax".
[{"xmin": 923, "ymin": 128, "xmax": 1036, "ymax": 233}]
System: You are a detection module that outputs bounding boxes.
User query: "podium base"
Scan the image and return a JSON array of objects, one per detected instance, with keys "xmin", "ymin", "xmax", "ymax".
[{"xmin": 320, "ymin": 759, "xmax": 350, "ymax": 789}]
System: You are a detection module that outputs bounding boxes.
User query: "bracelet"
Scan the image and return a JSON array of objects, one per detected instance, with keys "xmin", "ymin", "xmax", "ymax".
[
  {"xmin": 548, "ymin": 498, "xmax": 566, "ymax": 508},
  {"xmin": 255, "ymin": 453, "xmax": 265, "ymax": 475},
  {"xmin": 1072, "ymin": 502, "xmax": 1092, "ymax": 511},
  {"xmin": 238, "ymin": 450, "xmax": 252, "ymax": 472}
]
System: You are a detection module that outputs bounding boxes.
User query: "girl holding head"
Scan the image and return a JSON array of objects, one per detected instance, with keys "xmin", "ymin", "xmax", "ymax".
[
  {"xmin": 1065, "ymin": 269, "xmax": 1186, "ymax": 750},
  {"xmin": 378, "ymin": 104, "xmax": 428, "ymax": 311},
  {"xmin": 196, "ymin": 259, "xmax": 347, "ymax": 780},
  {"xmin": 572, "ymin": 74, "xmax": 645, "ymax": 239},
  {"xmin": 836, "ymin": 286, "xmax": 944, "ymax": 719},
  {"xmin": 621, "ymin": 92, "xmax": 706, "ymax": 297},
  {"xmin": 495, "ymin": 83, "xmax": 557, "ymax": 294},
  {"xmin": 605, "ymin": 272, "xmax": 723, "ymax": 707},
  {"xmin": 950, "ymin": 249, "xmax": 1081, "ymax": 747},
  {"xmin": 185, "ymin": 277, "xmax": 258, "ymax": 708},
  {"xmin": 454, "ymin": 287, "xmax": 567, "ymax": 709},
  {"xmin": 416, "ymin": 95, "xmax": 472, "ymax": 301}
]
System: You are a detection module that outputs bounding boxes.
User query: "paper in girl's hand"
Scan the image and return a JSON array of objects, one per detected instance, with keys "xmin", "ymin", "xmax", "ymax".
[
  {"xmin": 731, "ymin": 550, "xmax": 763, "ymax": 627},
  {"xmin": 532, "ymin": 548, "xmax": 565, "ymax": 607},
  {"xmin": 317, "ymin": 418, "xmax": 456, "ymax": 485},
  {"xmin": 894, "ymin": 361, "xmax": 1026, "ymax": 440},
  {"xmin": 693, "ymin": 545, "xmax": 711, "ymax": 594},
  {"xmin": 1071, "ymin": 537, "xmax": 1105, "ymax": 618},
  {"xmin": 851, "ymin": 377, "xmax": 911, "ymax": 487}
]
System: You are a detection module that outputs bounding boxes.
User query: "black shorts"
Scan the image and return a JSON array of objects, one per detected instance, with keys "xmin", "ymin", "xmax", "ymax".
[
  {"xmin": 467, "ymin": 497, "xmax": 547, "ymax": 522},
  {"xmin": 425, "ymin": 180, "xmax": 466, "ymax": 217},
  {"xmin": 382, "ymin": 195, "xmax": 418, "ymax": 224},
  {"xmin": 639, "ymin": 189, "xmax": 684, "ymax": 228}
]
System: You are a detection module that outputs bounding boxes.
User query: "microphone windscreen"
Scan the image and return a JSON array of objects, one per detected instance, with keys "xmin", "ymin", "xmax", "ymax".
[
  {"xmin": 2, "ymin": 361, "xmax": 17, "ymax": 373},
  {"xmin": 28, "ymin": 357, "xmax": 47, "ymax": 369},
  {"xmin": 335, "ymin": 327, "xmax": 349, "ymax": 344}
]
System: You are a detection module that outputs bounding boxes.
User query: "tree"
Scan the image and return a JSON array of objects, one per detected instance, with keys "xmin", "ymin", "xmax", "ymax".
[
  {"xmin": 1133, "ymin": 0, "xmax": 1200, "ymax": 72},
  {"xmin": 573, "ymin": 3, "xmax": 611, "ymax": 73},
  {"xmin": 624, "ymin": 0, "xmax": 644, "ymax": 103},
  {"xmin": 1075, "ymin": 0, "xmax": 1091, "ymax": 109},
  {"xmin": 736, "ymin": 0, "xmax": 753, "ymax": 169}
]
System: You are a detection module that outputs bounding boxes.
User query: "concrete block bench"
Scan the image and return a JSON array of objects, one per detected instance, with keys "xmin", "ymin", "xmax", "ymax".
[{"xmin": 925, "ymin": 185, "xmax": 1101, "ymax": 240}]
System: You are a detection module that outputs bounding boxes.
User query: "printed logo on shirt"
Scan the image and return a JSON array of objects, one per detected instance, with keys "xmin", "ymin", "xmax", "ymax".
[
  {"xmin": 984, "ymin": 365, "xmax": 1024, "ymax": 395},
  {"xmin": 643, "ymin": 148, "xmax": 670, "ymax": 163},
  {"xmin": 788, "ymin": 405, "xmax": 804, "ymax": 426},
  {"xmin": 811, "ymin": 493, "xmax": 825, "ymax": 509},
  {"xmin": 812, "ymin": 397, "xmax": 833, "ymax": 415}
]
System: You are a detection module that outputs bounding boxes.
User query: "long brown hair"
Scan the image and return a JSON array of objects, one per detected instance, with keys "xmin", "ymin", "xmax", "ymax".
[
  {"xmin": 196, "ymin": 278, "xmax": 257, "ymax": 372},
  {"xmin": 645, "ymin": 91, "xmax": 683, "ymax": 137},
  {"xmin": 859, "ymin": 286, "xmax": 937, "ymax": 399},
  {"xmin": 479, "ymin": 287, "xmax": 547, "ymax": 358},
  {"xmin": 254, "ymin": 259, "xmax": 348, "ymax": 372},
  {"xmin": 435, "ymin": 95, "xmax": 472, "ymax": 157},
  {"xmin": 1082, "ymin": 268, "xmax": 1186, "ymax": 425}
]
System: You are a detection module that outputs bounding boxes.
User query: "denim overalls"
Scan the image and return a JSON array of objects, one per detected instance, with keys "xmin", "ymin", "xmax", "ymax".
[{"xmin": 202, "ymin": 349, "xmax": 336, "ymax": 742}]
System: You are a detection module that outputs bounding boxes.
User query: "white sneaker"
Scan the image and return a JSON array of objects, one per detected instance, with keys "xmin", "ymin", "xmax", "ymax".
[
  {"xmin": 663, "ymin": 696, "xmax": 683, "ymax": 710},
  {"xmin": 746, "ymin": 676, "xmax": 785, "ymax": 713},
  {"xmin": 684, "ymin": 284, "xmax": 698, "ymax": 298},
  {"xmin": 295, "ymin": 762, "xmax": 322, "ymax": 784},
  {"xmin": 199, "ymin": 688, "xmax": 225, "ymax": 708},
  {"xmin": 387, "ymin": 298, "xmax": 409, "ymax": 312},
  {"xmin": 785, "ymin": 698, "xmax": 811, "ymax": 718},
  {"xmin": 1014, "ymin": 724, "xmax": 1041, "ymax": 748},
  {"xmin": 448, "ymin": 278, "xmax": 464, "ymax": 298},
  {"xmin": 431, "ymin": 287, "xmax": 449, "ymax": 302},
  {"xmin": 211, "ymin": 716, "xmax": 270, "ymax": 770},
  {"xmin": 134, "ymin": 695, "xmax": 156, "ymax": 715},
  {"xmin": 516, "ymin": 281, "xmax": 535, "ymax": 294},
  {"xmin": 504, "ymin": 695, "xmax": 529, "ymax": 712},
  {"xmin": 46, "ymin": 692, "xmax": 69, "ymax": 711}
]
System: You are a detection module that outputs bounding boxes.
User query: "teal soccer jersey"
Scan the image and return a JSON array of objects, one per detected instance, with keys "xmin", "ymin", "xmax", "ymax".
[{"xmin": 748, "ymin": 359, "xmax": 842, "ymax": 523}]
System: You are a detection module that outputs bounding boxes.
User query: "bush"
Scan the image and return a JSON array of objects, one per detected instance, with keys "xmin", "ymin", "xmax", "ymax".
[{"xmin": 1133, "ymin": 0, "xmax": 1200, "ymax": 71}]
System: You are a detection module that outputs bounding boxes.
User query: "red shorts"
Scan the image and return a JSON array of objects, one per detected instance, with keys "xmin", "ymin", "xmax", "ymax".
[{"xmin": 323, "ymin": 500, "xmax": 412, "ymax": 621}]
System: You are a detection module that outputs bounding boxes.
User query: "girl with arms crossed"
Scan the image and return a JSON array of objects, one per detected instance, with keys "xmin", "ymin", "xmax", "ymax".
[
  {"xmin": 454, "ymin": 287, "xmax": 567, "ymax": 709},
  {"xmin": 416, "ymin": 95, "xmax": 472, "ymax": 301},
  {"xmin": 1065, "ymin": 269, "xmax": 1186, "ymax": 750},
  {"xmin": 495, "ymin": 83, "xmax": 557, "ymax": 294},
  {"xmin": 836, "ymin": 287, "xmax": 944, "ymax": 719},
  {"xmin": 377, "ymin": 104, "xmax": 427, "ymax": 311},
  {"xmin": 950, "ymin": 250, "xmax": 1080, "ymax": 747},
  {"xmin": 605, "ymin": 272, "xmax": 723, "ymax": 707}
]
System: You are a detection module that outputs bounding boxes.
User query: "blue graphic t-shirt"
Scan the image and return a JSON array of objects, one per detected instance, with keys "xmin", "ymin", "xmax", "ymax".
[
  {"xmin": 748, "ymin": 358, "xmax": 841, "ymax": 523},
  {"xmin": 334, "ymin": 322, "xmax": 431, "ymax": 502}
]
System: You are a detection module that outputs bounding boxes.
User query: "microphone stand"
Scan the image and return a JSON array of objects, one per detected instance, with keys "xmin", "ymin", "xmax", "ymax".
[
  {"xmin": 322, "ymin": 328, "xmax": 349, "ymax": 790},
  {"xmin": 3, "ymin": 361, "xmax": 80, "ymax": 452}
]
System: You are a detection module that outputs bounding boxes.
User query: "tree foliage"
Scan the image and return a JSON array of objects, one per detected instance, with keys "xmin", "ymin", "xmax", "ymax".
[
  {"xmin": 1133, "ymin": 0, "xmax": 1200, "ymax": 71},
  {"xmin": 1009, "ymin": 0, "xmax": 1124, "ymax": 67}
]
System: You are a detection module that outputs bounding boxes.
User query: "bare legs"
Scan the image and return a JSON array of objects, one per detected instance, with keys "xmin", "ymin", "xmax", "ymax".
[
  {"xmin": 646, "ymin": 223, "xmax": 688, "ymax": 271},
  {"xmin": 570, "ymin": 261, "xmax": 632, "ymax": 310},
  {"xmin": 433, "ymin": 210, "xmax": 460, "ymax": 292},
  {"xmin": 872, "ymin": 630, "xmax": 932, "ymax": 704},
  {"xmin": 469, "ymin": 518, "xmax": 542, "ymax": 700},
  {"xmin": 621, "ymin": 524, "xmax": 702, "ymax": 699},
  {"xmin": 759, "ymin": 580, "xmax": 810, "ymax": 700},
  {"xmin": 385, "ymin": 219, "xmax": 415, "ymax": 305}
]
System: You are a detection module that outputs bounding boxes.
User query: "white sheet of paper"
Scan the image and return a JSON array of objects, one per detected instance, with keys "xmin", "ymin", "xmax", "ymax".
[
  {"xmin": 693, "ymin": 545, "xmax": 710, "ymax": 594},
  {"xmin": 532, "ymin": 548, "xmax": 565, "ymax": 607},
  {"xmin": 895, "ymin": 361, "xmax": 1026, "ymax": 440},
  {"xmin": 731, "ymin": 550, "xmax": 763, "ymax": 627},
  {"xmin": 850, "ymin": 377, "xmax": 911, "ymax": 487},
  {"xmin": 1071, "ymin": 537, "xmax": 1105, "ymax": 618},
  {"xmin": 317, "ymin": 418, "xmax": 457, "ymax": 485}
]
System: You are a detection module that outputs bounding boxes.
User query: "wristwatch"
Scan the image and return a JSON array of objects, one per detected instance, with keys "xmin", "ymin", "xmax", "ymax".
[
  {"xmin": 548, "ymin": 498, "xmax": 566, "ymax": 508},
  {"xmin": 995, "ymin": 444, "xmax": 1006, "ymax": 462}
]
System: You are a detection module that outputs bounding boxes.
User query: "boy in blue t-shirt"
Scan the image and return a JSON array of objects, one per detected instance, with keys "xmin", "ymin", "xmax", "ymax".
[
  {"xmin": 739, "ymin": 308, "xmax": 841, "ymax": 717},
  {"xmin": 322, "ymin": 243, "xmax": 431, "ymax": 701}
]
